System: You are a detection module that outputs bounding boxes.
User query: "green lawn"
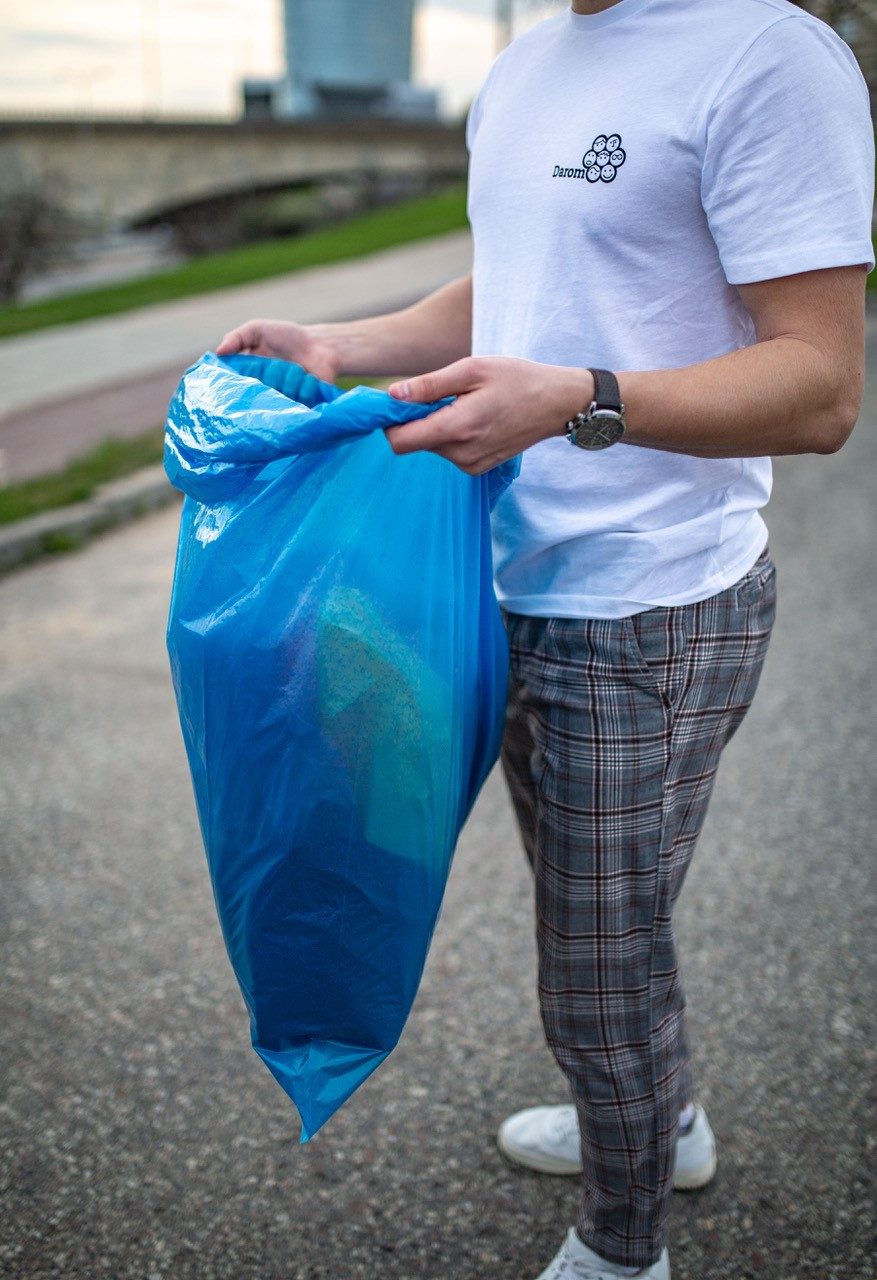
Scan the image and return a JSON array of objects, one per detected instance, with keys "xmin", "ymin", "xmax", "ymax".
[
  {"xmin": 0, "ymin": 431, "xmax": 165, "ymax": 525},
  {"xmin": 0, "ymin": 185, "xmax": 469, "ymax": 341}
]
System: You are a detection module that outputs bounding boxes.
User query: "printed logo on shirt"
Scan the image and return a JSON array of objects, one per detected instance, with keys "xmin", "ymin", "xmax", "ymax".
[{"xmin": 552, "ymin": 133, "xmax": 626, "ymax": 184}]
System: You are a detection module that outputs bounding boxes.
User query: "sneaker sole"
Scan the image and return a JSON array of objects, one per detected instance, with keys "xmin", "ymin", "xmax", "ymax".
[
  {"xmin": 496, "ymin": 1125, "xmax": 581, "ymax": 1175},
  {"xmin": 497, "ymin": 1129, "xmax": 718, "ymax": 1190}
]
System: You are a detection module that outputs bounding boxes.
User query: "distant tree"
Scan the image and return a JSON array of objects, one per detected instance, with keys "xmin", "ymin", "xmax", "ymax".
[{"xmin": 0, "ymin": 175, "xmax": 82, "ymax": 304}]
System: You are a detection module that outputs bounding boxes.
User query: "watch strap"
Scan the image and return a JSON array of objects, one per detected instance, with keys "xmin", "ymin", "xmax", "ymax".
[{"xmin": 588, "ymin": 367, "xmax": 622, "ymax": 412}]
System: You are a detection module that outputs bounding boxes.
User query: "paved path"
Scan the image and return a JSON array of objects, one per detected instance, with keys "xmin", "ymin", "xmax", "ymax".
[
  {"xmin": 0, "ymin": 231, "xmax": 472, "ymax": 481},
  {"xmin": 0, "ymin": 324, "xmax": 874, "ymax": 1279}
]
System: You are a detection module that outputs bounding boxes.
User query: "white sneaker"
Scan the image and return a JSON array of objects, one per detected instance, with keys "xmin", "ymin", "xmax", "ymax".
[
  {"xmin": 535, "ymin": 1228, "xmax": 670, "ymax": 1279},
  {"xmin": 498, "ymin": 1104, "xmax": 717, "ymax": 1190},
  {"xmin": 671, "ymin": 1106, "xmax": 718, "ymax": 1190}
]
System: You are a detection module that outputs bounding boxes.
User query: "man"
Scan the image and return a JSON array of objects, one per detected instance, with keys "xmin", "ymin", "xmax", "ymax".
[{"xmin": 217, "ymin": 1, "xmax": 874, "ymax": 1274}]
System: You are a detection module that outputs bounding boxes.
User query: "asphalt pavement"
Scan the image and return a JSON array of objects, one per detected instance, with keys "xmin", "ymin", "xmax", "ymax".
[{"xmin": 1, "ymin": 322, "xmax": 875, "ymax": 1280}]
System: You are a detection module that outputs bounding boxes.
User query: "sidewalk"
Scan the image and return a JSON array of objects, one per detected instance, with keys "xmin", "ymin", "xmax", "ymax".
[{"xmin": 0, "ymin": 230, "xmax": 472, "ymax": 481}]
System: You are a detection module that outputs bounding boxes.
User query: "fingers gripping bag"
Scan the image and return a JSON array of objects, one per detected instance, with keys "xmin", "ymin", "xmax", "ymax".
[{"xmin": 164, "ymin": 351, "xmax": 518, "ymax": 1140}]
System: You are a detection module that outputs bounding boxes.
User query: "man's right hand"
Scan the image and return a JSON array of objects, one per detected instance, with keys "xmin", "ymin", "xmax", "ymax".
[{"xmin": 215, "ymin": 318, "xmax": 341, "ymax": 383}]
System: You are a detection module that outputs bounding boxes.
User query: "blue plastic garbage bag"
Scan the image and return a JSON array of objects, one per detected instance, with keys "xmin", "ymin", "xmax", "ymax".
[{"xmin": 164, "ymin": 351, "xmax": 517, "ymax": 1140}]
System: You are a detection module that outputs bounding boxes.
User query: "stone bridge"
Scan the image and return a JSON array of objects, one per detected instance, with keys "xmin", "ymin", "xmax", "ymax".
[{"xmin": 0, "ymin": 116, "xmax": 468, "ymax": 229}]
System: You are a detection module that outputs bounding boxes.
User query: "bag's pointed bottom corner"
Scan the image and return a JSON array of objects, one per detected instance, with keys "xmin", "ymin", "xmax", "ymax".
[{"xmin": 254, "ymin": 1038, "xmax": 392, "ymax": 1142}]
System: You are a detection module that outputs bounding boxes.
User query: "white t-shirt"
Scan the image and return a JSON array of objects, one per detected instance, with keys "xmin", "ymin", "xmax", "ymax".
[{"xmin": 466, "ymin": 0, "xmax": 875, "ymax": 618}]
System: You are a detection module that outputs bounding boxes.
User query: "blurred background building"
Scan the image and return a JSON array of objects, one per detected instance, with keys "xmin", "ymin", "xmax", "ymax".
[
  {"xmin": 0, "ymin": 2, "xmax": 871, "ymax": 125},
  {"xmin": 266, "ymin": 0, "xmax": 437, "ymax": 119}
]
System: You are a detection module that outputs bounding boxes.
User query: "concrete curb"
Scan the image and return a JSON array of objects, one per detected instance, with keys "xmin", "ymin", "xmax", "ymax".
[{"xmin": 0, "ymin": 463, "xmax": 179, "ymax": 575}]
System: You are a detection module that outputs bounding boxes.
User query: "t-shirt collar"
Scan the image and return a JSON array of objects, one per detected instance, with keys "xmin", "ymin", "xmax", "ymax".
[{"xmin": 566, "ymin": 0, "xmax": 656, "ymax": 31}]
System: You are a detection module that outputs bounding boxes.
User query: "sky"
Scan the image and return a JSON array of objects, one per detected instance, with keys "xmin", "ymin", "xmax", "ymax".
[{"xmin": 0, "ymin": 0, "xmax": 564, "ymax": 122}]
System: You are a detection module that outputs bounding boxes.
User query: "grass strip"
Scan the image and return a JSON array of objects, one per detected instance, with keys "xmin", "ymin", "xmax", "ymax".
[
  {"xmin": 0, "ymin": 185, "xmax": 469, "ymax": 341},
  {"xmin": 0, "ymin": 373, "xmax": 394, "ymax": 525},
  {"xmin": 0, "ymin": 431, "xmax": 165, "ymax": 525}
]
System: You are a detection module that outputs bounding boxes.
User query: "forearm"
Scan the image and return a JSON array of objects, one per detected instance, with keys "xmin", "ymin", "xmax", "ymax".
[
  {"xmin": 385, "ymin": 268, "xmax": 865, "ymax": 471},
  {"xmin": 617, "ymin": 335, "xmax": 863, "ymax": 458},
  {"xmin": 311, "ymin": 274, "xmax": 473, "ymax": 378}
]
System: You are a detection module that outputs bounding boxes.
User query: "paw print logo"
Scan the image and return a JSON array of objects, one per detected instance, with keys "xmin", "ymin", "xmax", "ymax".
[{"xmin": 583, "ymin": 133, "xmax": 626, "ymax": 184}]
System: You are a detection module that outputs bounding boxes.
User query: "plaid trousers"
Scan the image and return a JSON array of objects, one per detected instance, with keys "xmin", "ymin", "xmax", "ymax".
[{"xmin": 500, "ymin": 546, "xmax": 777, "ymax": 1268}]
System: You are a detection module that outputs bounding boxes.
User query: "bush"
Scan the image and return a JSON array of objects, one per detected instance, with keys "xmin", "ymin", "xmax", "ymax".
[{"xmin": 0, "ymin": 176, "xmax": 83, "ymax": 303}]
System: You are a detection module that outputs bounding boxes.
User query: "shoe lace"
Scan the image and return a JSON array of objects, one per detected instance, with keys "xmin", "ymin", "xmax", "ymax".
[
  {"xmin": 555, "ymin": 1256, "xmax": 611, "ymax": 1280},
  {"xmin": 549, "ymin": 1107, "xmax": 580, "ymax": 1145},
  {"xmin": 551, "ymin": 1245, "xmax": 614, "ymax": 1280}
]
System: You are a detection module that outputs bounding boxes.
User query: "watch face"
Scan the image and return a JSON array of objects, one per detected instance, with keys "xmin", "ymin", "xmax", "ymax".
[{"xmin": 571, "ymin": 410, "xmax": 626, "ymax": 450}]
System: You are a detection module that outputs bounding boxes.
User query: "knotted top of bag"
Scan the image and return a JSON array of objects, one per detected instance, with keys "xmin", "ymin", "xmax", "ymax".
[{"xmin": 165, "ymin": 351, "xmax": 518, "ymax": 508}]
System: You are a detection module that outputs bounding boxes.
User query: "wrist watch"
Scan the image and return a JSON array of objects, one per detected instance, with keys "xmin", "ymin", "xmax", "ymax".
[{"xmin": 565, "ymin": 368, "xmax": 626, "ymax": 450}]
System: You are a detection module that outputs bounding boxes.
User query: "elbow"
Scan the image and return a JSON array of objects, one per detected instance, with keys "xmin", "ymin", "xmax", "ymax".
[
  {"xmin": 809, "ymin": 374, "xmax": 863, "ymax": 455},
  {"xmin": 811, "ymin": 398, "xmax": 860, "ymax": 455}
]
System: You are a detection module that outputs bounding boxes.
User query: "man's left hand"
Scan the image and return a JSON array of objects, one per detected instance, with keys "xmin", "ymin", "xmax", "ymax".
[{"xmin": 386, "ymin": 357, "xmax": 594, "ymax": 474}]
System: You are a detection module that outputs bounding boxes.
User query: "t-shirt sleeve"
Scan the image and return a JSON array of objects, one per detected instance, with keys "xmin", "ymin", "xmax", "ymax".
[{"xmin": 700, "ymin": 16, "xmax": 875, "ymax": 285}]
